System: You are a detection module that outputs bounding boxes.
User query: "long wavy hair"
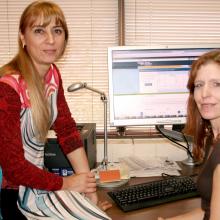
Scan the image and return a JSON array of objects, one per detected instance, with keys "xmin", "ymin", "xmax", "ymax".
[
  {"xmin": 184, "ymin": 50, "xmax": 220, "ymax": 160},
  {"xmin": 0, "ymin": 1, "xmax": 69, "ymax": 141}
]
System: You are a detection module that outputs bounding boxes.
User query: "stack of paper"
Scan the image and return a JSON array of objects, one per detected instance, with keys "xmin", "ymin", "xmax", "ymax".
[{"xmin": 119, "ymin": 156, "xmax": 181, "ymax": 177}]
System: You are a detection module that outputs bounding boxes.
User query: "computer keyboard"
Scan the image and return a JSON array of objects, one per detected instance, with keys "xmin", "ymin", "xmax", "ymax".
[{"xmin": 108, "ymin": 176, "xmax": 199, "ymax": 212}]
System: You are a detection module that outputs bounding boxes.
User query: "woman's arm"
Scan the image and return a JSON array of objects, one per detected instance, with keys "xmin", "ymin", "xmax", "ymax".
[
  {"xmin": 51, "ymin": 73, "xmax": 97, "ymax": 192},
  {"xmin": 52, "ymin": 70, "xmax": 96, "ymax": 189},
  {"xmin": 0, "ymin": 82, "xmax": 63, "ymax": 191},
  {"xmin": 210, "ymin": 164, "xmax": 220, "ymax": 220},
  {"xmin": 67, "ymin": 147, "xmax": 90, "ymax": 173},
  {"xmin": 52, "ymin": 70, "xmax": 112, "ymax": 210},
  {"xmin": 65, "ymin": 148, "xmax": 112, "ymax": 210},
  {"xmin": 158, "ymin": 208, "xmax": 204, "ymax": 220},
  {"xmin": 52, "ymin": 70, "xmax": 83, "ymax": 155},
  {"xmin": 61, "ymin": 148, "xmax": 96, "ymax": 193}
]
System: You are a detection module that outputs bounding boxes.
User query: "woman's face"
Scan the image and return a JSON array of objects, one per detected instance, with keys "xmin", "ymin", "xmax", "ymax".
[
  {"xmin": 194, "ymin": 61, "xmax": 220, "ymax": 125},
  {"xmin": 20, "ymin": 16, "xmax": 66, "ymax": 75}
]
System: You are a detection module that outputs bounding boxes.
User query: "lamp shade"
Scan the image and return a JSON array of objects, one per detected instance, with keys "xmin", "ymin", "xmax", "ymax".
[{"xmin": 67, "ymin": 82, "xmax": 86, "ymax": 92}]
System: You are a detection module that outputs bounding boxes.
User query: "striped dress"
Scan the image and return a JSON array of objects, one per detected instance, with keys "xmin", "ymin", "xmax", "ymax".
[{"xmin": 0, "ymin": 65, "xmax": 111, "ymax": 220}]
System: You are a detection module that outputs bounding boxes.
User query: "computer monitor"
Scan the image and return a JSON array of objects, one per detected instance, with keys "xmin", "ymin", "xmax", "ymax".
[{"xmin": 108, "ymin": 45, "xmax": 219, "ymax": 127}]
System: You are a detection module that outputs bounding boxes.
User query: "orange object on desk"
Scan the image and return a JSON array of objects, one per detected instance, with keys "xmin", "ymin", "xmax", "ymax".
[{"xmin": 99, "ymin": 169, "xmax": 121, "ymax": 183}]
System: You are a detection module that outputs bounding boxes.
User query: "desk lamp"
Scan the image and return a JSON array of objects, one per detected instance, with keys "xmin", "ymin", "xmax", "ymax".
[
  {"xmin": 67, "ymin": 82, "xmax": 108, "ymax": 169},
  {"xmin": 68, "ymin": 82, "xmax": 129, "ymax": 187}
]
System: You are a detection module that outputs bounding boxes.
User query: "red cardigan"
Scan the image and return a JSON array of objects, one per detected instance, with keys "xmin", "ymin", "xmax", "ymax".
[{"xmin": 0, "ymin": 73, "xmax": 83, "ymax": 191}]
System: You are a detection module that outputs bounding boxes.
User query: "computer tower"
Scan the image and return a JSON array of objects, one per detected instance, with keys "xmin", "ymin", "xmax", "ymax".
[{"xmin": 44, "ymin": 123, "xmax": 96, "ymax": 176}]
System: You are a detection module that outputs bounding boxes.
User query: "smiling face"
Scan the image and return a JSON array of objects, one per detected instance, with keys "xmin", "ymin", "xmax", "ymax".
[
  {"xmin": 20, "ymin": 16, "xmax": 66, "ymax": 75},
  {"xmin": 194, "ymin": 61, "xmax": 220, "ymax": 127}
]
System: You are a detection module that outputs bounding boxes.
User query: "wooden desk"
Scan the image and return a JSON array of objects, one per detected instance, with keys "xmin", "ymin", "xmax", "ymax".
[{"xmin": 97, "ymin": 163, "xmax": 202, "ymax": 220}]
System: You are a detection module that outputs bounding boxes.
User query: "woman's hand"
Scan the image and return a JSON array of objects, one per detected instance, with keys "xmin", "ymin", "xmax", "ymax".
[
  {"xmin": 97, "ymin": 200, "xmax": 112, "ymax": 211},
  {"xmin": 62, "ymin": 172, "xmax": 96, "ymax": 193},
  {"xmin": 86, "ymin": 192, "xmax": 112, "ymax": 211},
  {"xmin": 86, "ymin": 191, "xmax": 98, "ymax": 204}
]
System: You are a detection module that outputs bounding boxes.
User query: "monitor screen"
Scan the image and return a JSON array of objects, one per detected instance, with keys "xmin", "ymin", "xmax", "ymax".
[{"xmin": 108, "ymin": 46, "xmax": 218, "ymax": 127}]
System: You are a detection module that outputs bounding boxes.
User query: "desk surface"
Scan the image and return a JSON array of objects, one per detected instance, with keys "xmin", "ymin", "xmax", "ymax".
[{"xmin": 97, "ymin": 163, "xmax": 202, "ymax": 220}]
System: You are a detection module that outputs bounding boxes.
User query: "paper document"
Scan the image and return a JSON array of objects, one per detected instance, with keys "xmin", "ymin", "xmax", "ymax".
[{"xmin": 119, "ymin": 156, "xmax": 181, "ymax": 177}]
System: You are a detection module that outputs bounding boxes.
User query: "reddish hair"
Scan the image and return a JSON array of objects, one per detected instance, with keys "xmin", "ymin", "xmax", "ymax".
[{"xmin": 184, "ymin": 49, "xmax": 220, "ymax": 160}]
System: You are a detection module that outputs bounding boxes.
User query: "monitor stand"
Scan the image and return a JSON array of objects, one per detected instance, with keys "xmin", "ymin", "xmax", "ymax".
[
  {"xmin": 181, "ymin": 142, "xmax": 203, "ymax": 166},
  {"xmin": 156, "ymin": 125, "xmax": 202, "ymax": 166},
  {"xmin": 182, "ymin": 156, "xmax": 203, "ymax": 166}
]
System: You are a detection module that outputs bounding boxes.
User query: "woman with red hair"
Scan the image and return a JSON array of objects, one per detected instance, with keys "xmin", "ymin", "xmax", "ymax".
[{"xmin": 158, "ymin": 50, "xmax": 220, "ymax": 220}]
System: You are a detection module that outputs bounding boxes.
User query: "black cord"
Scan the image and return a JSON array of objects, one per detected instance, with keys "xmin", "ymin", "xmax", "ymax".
[
  {"xmin": 161, "ymin": 172, "xmax": 179, "ymax": 178},
  {"xmin": 155, "ymin": 125, "xmax": 194, "ymax": 159},
  {"xmin": 181, "ymin": 132, "xmax": 194, "ymax": 158},
  {"xmin": 161, "ymin": 172, "xmax": 199, "ymax": 179}
]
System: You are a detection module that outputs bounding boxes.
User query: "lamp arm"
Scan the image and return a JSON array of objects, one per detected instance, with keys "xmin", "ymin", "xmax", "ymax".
[
  {"xmin": 67, "ymin": 82, "xmax": 108, "ymax": 169},
  {"xmin": 102, "ymin": 96, "xmax": 108, "ymax": 168},
  {"xmin": 84, "ymin": 85, "xmax": 106, "ymax": 97},
  {"xmin": 85, "ymin": 86, "xmax": 108, "ymax": 169}
]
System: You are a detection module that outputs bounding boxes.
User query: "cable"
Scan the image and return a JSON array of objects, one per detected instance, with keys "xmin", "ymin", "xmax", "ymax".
[
  {"xmin": 161, "ymin": 172, "xmax": 179, "ymax": 178},
  {"xmin": 155, "ymin": 125, "xmax": 194, "ymax": 159},
  {"xmin": 181, "ymin": 132, "xmax": 194, "ymax": 158}
]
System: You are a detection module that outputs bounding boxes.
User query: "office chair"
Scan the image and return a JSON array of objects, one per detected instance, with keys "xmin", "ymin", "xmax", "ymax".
[{"xmin": 1, "ymin": 174, "xmax": 26, "ymax": 219}]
